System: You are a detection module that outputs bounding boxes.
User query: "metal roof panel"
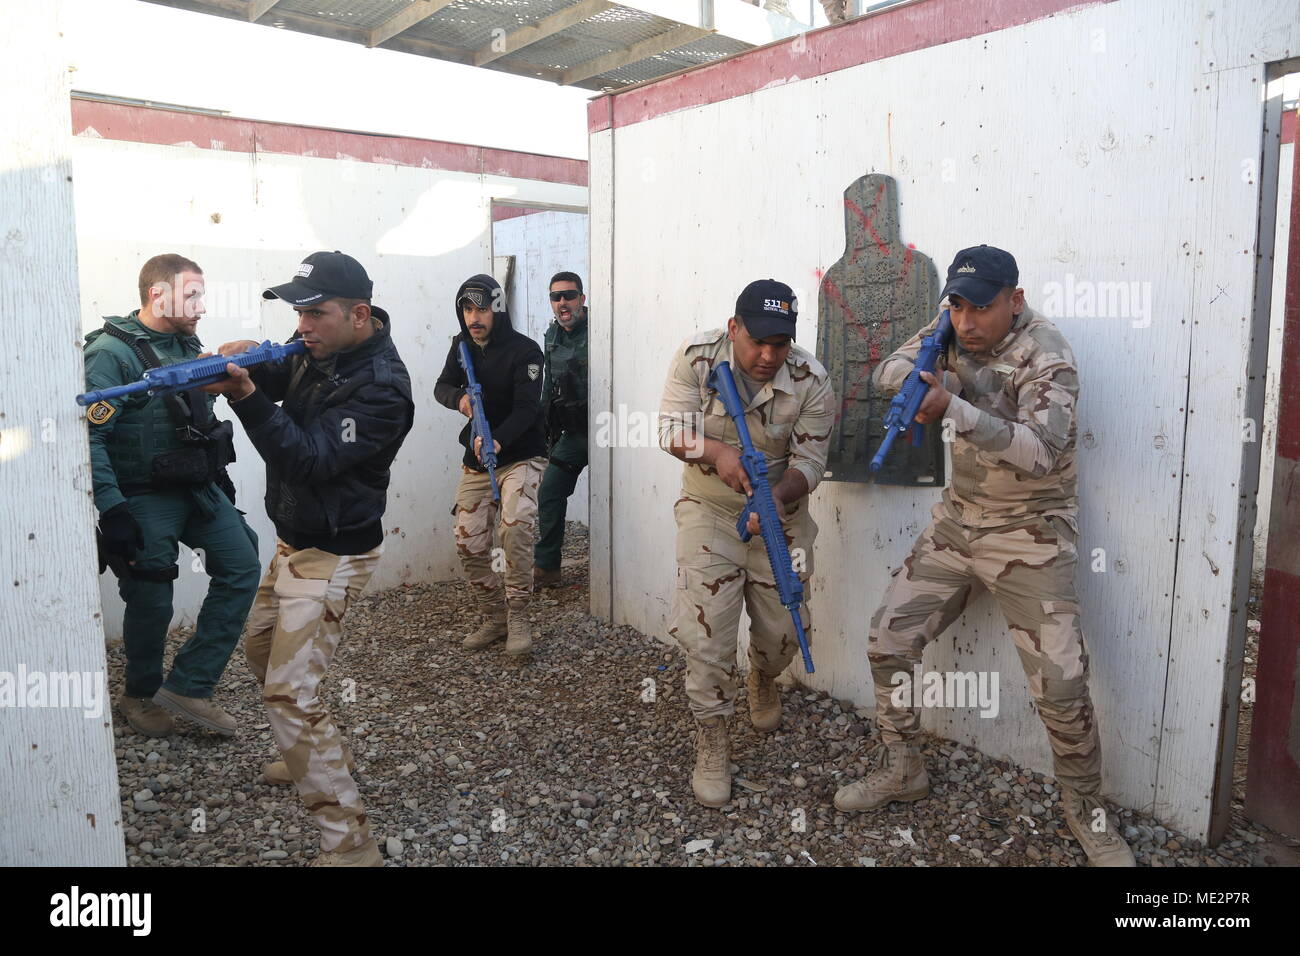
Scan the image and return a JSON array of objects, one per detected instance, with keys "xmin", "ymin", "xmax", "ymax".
[
  {"xmin": 274, "ymin": 0, "xmax": 409, "ymax": 32},
  {"xmin": 505, "ymin": 9, "xmax": 677, "ymax": 71},
  {"xmin": 141, "ymin": 0, "xmax": 814, "ymax": 91},
  {"xmin": 595, "ymin": 33, "xmax": 751, "ymax": 84},
  {"xmin": 406, "ymin": 0, "xmax": 575, "ymax": 50}
]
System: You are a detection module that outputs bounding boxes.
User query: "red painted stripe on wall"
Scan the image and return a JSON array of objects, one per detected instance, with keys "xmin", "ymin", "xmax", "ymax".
[
  {"xmin": 72, "ymin": 99, "xmax": 588, "ymax": 187},
  {"xmin": 589, "ymin": 0, "xmax": 1115, "ymax": 134}
]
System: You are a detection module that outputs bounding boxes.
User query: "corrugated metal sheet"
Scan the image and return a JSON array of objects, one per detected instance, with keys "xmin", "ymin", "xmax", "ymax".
[
  {"xmin": 597, "ymin": 33, "xmax": 751, "ymax": 84},
  {"xmin": 275, "ymin": 0, "xmax": 406, "ymax": 32},
  {"xmin": 142, "ymin": 0, "xmax": 811, "ymax": 90},
  {"xmin": 406, "ymin": 0, "xmax": 573, "ymax": 50},
  {"xmin": 507, "ymin": 10, "xmax": 679, "ymax": 72}
]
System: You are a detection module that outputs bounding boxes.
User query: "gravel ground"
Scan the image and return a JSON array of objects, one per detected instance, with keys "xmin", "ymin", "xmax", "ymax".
[{"xmin": 109, "ymin": 525, "xmax": 1298, "ymax": 867}]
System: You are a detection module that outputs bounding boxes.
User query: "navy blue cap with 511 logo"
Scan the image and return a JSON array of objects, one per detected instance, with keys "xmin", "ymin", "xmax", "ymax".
[{"xmin": 735, "ymin": 278, "xmax": 799, "ymax": 340}]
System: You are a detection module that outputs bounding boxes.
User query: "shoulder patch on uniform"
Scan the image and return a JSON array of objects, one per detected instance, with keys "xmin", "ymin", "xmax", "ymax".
[
  {"xmin": 788, "ymin": 346, "xmax": 827, "ymax": 380},
  {"xmin": 527, "ymin": 363, "xmax": 541, "ymax": 380},
  {"xmin": 686, "ymin": 327, "xmax": 726, "ymax": 348},
  {"xmin": 86, "ymin": 401, "xmax": 117, "ymax": 426}
]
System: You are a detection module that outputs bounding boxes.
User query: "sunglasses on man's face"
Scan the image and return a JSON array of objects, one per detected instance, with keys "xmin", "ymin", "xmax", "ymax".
[{"xmin": 549, "ymin": 290, "xmax": 581, "ymax": 302}]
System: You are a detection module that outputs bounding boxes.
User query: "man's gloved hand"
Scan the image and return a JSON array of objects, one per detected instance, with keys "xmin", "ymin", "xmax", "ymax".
[{"xmin": 99, "ymin": 503, "xmax": 144, "ymax": 562}]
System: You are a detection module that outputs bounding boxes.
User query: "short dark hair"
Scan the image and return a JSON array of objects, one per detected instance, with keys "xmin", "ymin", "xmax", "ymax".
[
  {"xmin": 550, "ymin": 271, "xmax": 583, "ymax": 294},
  {"xmin": 336, "ymin": 298, "xmax": 373, "ymax": 323},
  {"xmin": 138, "ymin": 253, "xmax": 202, "ymax": 306}
]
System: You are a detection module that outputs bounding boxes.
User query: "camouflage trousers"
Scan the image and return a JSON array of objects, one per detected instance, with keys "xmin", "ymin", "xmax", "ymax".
[
  {"xmin": 669, "ymin": 496, "xmax": 817, "ymax": 720},
  {"xmin": 454, "ymin": 457, "xmax": 546, "ymax": 604},
  {"xmin": 868, "ymin": 504, "xmax": 1101, "ymax": 793},
  {"xmin": 244, "ymin": 538, "xmax": 382, "ymax": 853}
]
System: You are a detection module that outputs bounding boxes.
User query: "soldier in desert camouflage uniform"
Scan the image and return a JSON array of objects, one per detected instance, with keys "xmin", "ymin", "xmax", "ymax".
[
  {"xmin": 210, "ymin": 252, "xmax": 414, "ymax": 867},
  {"xmin": 659, "ymin": 279, "xmax": 836, "ymax": 808},
  {"xmin": 832, "ymin": 245, "xmax": 1135, "ymax": 867}
]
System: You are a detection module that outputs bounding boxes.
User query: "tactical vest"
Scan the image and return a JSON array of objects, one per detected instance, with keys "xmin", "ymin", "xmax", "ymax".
[
  {"xmin": 544, "ymin": 312, "xmax": 589, "ymax": 435},
  {"xmin": 83, "ymin": 316, "xmax": 219, "ymax": 490}
]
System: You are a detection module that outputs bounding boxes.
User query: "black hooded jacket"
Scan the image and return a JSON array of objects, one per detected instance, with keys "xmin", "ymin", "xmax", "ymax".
[
  {"xmin": 235, "ymin": 306, "xmax": 415, "ymax": 555},
  {"xmin": 434, "ymin": 274, "xmax": 546, "ymax": 470}
]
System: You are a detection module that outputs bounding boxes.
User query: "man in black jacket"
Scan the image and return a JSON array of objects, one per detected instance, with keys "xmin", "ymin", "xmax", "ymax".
[
  {"xmin": 435, "ymin": 273, "xmax": 547, "ymax": 657},
  {"xmin": 207, "ymin": 250, "xmax": 414, "ymax": 867}
]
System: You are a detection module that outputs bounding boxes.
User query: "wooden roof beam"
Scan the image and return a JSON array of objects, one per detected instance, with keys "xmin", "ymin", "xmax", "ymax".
[
  {"xmin": 475, "ymin": 0, "xmax": 614, "ymax": 67},
  {"xmin": 245, "ymin": 0, "xmax": 282, "ymax": 21},
  {"xmin": 561, "ymin": 23, "xmax": 709, "ymax": 86},
  {"xmin": 367, "ymin": 0, "xmax": 457, "ymax": 48}
]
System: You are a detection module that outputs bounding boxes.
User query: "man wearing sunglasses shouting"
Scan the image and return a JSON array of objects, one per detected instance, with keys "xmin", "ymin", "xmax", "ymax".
[{"xmin": 534, "ymin": 272, "xmax": 589, "ymax": 589}]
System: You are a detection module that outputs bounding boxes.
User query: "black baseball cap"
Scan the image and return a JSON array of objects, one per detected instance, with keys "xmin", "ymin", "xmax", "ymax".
[
  {"xmin": 735, "ymin": 279, "xmax": 798, "ymax": 340},
  {"xmin": 263, "ymin": 251, "xmax": 373, "ymax": 307},
  {"xmin": 939, "ymin": 245, "xmax": 1019, "ymax": 307}
]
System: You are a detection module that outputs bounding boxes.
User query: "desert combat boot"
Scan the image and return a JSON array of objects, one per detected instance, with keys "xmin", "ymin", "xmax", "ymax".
[
  {"xmin": 310, "ymin": 838, "xmax": 383, "ymax": 867},
  {"xmin": 463, "ymin": 601, "xmax": 509, "ymax": 649},
  {"xmin": 834, "ymin": 741, "xmax": 930, "ymax": 812},
  {"xmin": 1062, "ymin": 788, "xmax": 1137, "ymax": 867},
  {"xmin": 153, "ymin": 688, "xmax": 236, "ymax": 736},
  {"xmin": 117, "ymin": 693, "xmax": 175, "ymax": 737},
  {"xmin": 747, "ymin": 668, "xmax": 781, "ymax": 733},
  {"xmin": 533, "ymin": 566, "xmax": 562, "ymax": 589},
  {"xmin": 692, "ymin": 716, "xmax": 732, "ymax": 807},
  {"xmin": 505, "ymin": 598, "xmax": 533, "ymax": 656}
]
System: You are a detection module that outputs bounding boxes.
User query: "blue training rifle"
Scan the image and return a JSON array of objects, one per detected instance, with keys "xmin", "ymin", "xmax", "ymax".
[
  {"xmin": 870, "ymin": 309, "xmax": 954, "ymax": 472},
  {"xmin": 457, "ymin": 339, "xmax": 500, "ymax": 502},
  {"xmin": 707, "ymin": 360, "xmax": 814, "ymax": 674},
  {"xmin": 76, "ymin": 339, "xmax": 307, "ymax": 406}
]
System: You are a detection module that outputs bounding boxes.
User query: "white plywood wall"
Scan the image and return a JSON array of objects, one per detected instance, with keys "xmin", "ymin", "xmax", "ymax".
[
  {"xmin": 0, "ymin": 0, "xmax": 126, "ymax": 866},
  {"xmin": 493, "ymin": 210, "xmax": 591, "ymax": 525},
  {"xmin": 70, "ymin": 137, "xmax": 586, "ymax": 639},
  {"xmin": 590, "ymin": 0, "xmax": 1300, "ymax": 840},
  {"xmin": 590, "ymin": 131, "xmax": 615, "ymax": 621},
  {"xmin": 1255, "ymin": 140, "xmax": 1294, "ymax": 570}
]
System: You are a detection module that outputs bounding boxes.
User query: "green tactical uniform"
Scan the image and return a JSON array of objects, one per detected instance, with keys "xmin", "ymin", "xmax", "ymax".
[
  {"xmin": 84, "ymin": 311, "xmax": 260, "ymax": 700},
  {"xmin": 534, "ymin": 308, "xmax": 589, "ymax": 572}
]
